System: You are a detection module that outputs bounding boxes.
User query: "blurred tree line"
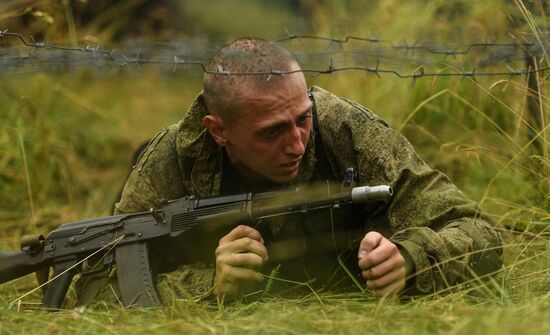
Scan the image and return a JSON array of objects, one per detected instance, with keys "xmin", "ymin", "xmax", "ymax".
[
  {"xmin": 1, "ymin": 0, "xmax": 545, "ymax": 46},
  {"xmin": 0, "ymin": 0, "xmax": 314, "ymax": 44}
]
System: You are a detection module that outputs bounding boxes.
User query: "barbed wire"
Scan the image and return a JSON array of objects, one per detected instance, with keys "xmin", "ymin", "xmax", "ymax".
[
  {"xmin": 275, "ymin": 33, "xmax": 546, "ymax": 58},
  {"xmin": 1, "ymin": 29, "xmax": 549, "ymax": 80}
]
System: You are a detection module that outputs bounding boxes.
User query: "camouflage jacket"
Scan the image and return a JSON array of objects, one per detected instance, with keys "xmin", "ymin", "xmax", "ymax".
[{"xmin": 75, "ymin": 86, "xmax": 502, "ymax": 305}]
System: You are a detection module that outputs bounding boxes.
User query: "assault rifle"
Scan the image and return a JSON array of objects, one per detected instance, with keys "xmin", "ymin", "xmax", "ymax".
[{"xmin": 0, "ymin": 172, "xmax": 392, "ymax": 310}]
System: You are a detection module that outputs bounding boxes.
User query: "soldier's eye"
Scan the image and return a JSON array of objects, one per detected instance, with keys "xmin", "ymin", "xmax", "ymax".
[
  {"xmin": 262, "ymin": 126, "xmax": 283, "ymax": 140},
  {"xmin": 297, "ymin": 112, "xmax": 311, "ymax": 127}
]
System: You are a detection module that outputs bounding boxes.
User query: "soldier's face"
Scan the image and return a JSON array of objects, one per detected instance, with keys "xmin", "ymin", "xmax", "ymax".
[{"xmin": 222, "ymin": 73, "xmax": 312, "ymax": 185}]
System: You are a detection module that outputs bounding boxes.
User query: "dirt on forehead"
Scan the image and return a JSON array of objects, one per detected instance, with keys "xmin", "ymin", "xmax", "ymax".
[
  {"xmin": 204, "ymin": 61, "xmax": 306, "ymax": 123},
  {"xmin": 206, "ymin": 37, "xmax": 296, "ymax": 73}
]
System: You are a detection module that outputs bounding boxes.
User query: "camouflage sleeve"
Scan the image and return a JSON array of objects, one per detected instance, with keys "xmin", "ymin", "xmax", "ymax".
[
  {"xmin": 75, "ymin": 123, "xmax": 216, "ymax": 306},
  {"xmin": 314, "ymin": 88, "xmax": 503, "ymax": 294}
]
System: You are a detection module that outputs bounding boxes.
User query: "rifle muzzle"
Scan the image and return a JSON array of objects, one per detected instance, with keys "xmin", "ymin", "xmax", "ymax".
[{"xmin": 351, "ymin": 185, "xmax": 393, "ymax": 203}]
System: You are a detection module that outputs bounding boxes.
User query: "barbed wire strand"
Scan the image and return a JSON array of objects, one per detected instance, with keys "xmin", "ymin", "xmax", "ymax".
[
  {"xmin": 1, "ymin": 29, "xmax": 549, "ymax": 80},
  {"xmin": 275, "ymin": 33, "xmax": 545, "ymax": 57}
]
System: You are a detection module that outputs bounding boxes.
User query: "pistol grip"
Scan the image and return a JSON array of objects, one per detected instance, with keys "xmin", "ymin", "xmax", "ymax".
[{"xmin": 42, "ymin": 259, "xmax": 77, "ymax": 310}]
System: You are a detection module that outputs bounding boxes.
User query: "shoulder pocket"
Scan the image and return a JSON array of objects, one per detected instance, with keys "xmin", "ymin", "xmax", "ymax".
[
  {"xmin": 340, "ymin": 98, "xmax": 388, "ymax": 126},
  {"xmin": 135, "ymin": 128, "xmax": 169, "ymax": 172}
]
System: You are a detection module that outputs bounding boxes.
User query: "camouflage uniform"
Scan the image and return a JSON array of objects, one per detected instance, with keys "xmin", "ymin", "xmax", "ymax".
[{"xmin": 75, "ymin": 86, "xmax": 502, "ymax": 305}]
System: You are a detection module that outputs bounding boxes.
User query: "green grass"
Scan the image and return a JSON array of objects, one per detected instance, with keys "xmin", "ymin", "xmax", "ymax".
[
  {"xmin": 0, "ymin": 265, "xmax": 548, "ymax": 335},
  {"xmin": 1, "ymin": 0, "xmax": 549, "ymax": 334}
]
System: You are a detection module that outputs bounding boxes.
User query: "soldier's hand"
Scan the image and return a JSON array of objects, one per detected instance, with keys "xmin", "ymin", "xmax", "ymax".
[
  {"xmin": 358, "ymin": 231, "xmax": 407, "ymax": 297},
  {"xmin": 213, "ymin": 225, "xmax": 268, "ymax": 301}
]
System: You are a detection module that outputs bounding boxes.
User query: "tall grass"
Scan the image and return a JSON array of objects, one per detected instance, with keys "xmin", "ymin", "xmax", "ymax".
[
  {"xmin": 0, "ymin": 0, "xmax": 549, "ymax": 334},
  {"xmin": 0, "ymin": 73, "xmax": 202, "ymax": 230}
]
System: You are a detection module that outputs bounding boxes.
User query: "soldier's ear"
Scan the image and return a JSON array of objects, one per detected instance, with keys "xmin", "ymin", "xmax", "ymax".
[{"xmin": 204, "ymin": 114, "xmax": 229, "ymax": 147}]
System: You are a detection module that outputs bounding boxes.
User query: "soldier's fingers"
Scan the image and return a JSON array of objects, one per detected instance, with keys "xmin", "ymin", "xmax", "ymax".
[
  {"xmin": 219, "ymin": 252, "xmax": 266, "ymax": 268},
  {"xmin": 358, "ymin": 232, "xmax": 383, "ymax": 259},
  {"xmin": 220, "ymin": 225, "xmax": 264, "ymax": 245},
  {"xmin": 361, "ymin": 251, "xmax": 405, "ymax": 280},
  {"xmin": 359, "ymin": 238, "xmax": 399, "ymax": 270},
  {"xmin": 366, "ymin": 265, "xmax": 406, "ymax": 290},
  {"xmin": 225, "ymin": 267, "xmax": 264, "ymax": 283},
  {"xmin": 372, "ymin": 276, "xmax": 406, "ymax": 297},
  {"xmin": 216, "ymin": 237, "xmax": 268, "ymax": 261}
]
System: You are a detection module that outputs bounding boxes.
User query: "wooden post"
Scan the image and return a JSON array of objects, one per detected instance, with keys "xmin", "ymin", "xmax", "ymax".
[{"xmin": 525, "ymin": 54, "xmax": 544, "ymax": 154}]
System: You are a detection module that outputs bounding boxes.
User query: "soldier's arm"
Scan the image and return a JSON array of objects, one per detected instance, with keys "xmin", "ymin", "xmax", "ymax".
[
  {"xmin": 362, "ymin": 121, "xmax": 502, "ymax": 294},
  {"xmin": 314, "ymin": 88, "xmax": 502, "ymax": 294},
  {"xmin": 387, "ymin": 127, "xmax": 500, "ymax": 294}
]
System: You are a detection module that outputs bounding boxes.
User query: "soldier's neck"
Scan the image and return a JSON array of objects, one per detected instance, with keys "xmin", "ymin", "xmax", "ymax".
[{"xmin": 223, "ymin": 151, "xmax": 277, "ymax": 192}]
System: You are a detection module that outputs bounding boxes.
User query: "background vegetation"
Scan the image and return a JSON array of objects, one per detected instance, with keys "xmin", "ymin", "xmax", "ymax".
[{"xmin": 0, "ymin": 0, "xmax": 548, "ymax": 334}]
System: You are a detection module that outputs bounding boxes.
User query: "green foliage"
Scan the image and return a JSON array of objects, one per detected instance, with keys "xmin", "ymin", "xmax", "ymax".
[{"xmin": 0, "ymin": 73, "xmax": 202, "ymax": 228}]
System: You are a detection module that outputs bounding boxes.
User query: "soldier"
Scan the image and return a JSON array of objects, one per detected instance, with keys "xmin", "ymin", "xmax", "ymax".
[{"xmin": 76, "ymin": 37, "xmax": 502, "ymax": 305}]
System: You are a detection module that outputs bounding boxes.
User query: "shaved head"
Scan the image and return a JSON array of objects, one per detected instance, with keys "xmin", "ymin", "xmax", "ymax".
[{"xmin": 203, "ymin": 37, "xmax": 302, "ymax": 124}]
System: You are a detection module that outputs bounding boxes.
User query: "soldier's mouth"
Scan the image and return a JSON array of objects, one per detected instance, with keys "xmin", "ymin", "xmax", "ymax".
[{"xmin": 279, "ymin": 159, "xmax": 301, "ymax": 172}]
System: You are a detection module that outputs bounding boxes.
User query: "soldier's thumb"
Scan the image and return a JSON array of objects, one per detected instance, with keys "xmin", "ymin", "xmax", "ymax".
[{"xmin": 358, "ymin": 232, "xmax": 383, "ymax": 259}]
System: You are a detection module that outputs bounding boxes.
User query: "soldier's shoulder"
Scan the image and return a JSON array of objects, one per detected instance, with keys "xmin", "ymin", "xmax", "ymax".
[
  {"xmin": 310, "ymin": 86, "xmax": 388, "ymax": 127},
  {"xmin": 133, "ymin": 123, "xmax": 180, "ymax": 174}
]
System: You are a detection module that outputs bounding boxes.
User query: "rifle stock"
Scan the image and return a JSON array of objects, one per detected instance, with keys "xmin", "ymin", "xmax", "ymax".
[{"xmin": 0, "ymin": 251, "xmax": 50, "ymax": 284}]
